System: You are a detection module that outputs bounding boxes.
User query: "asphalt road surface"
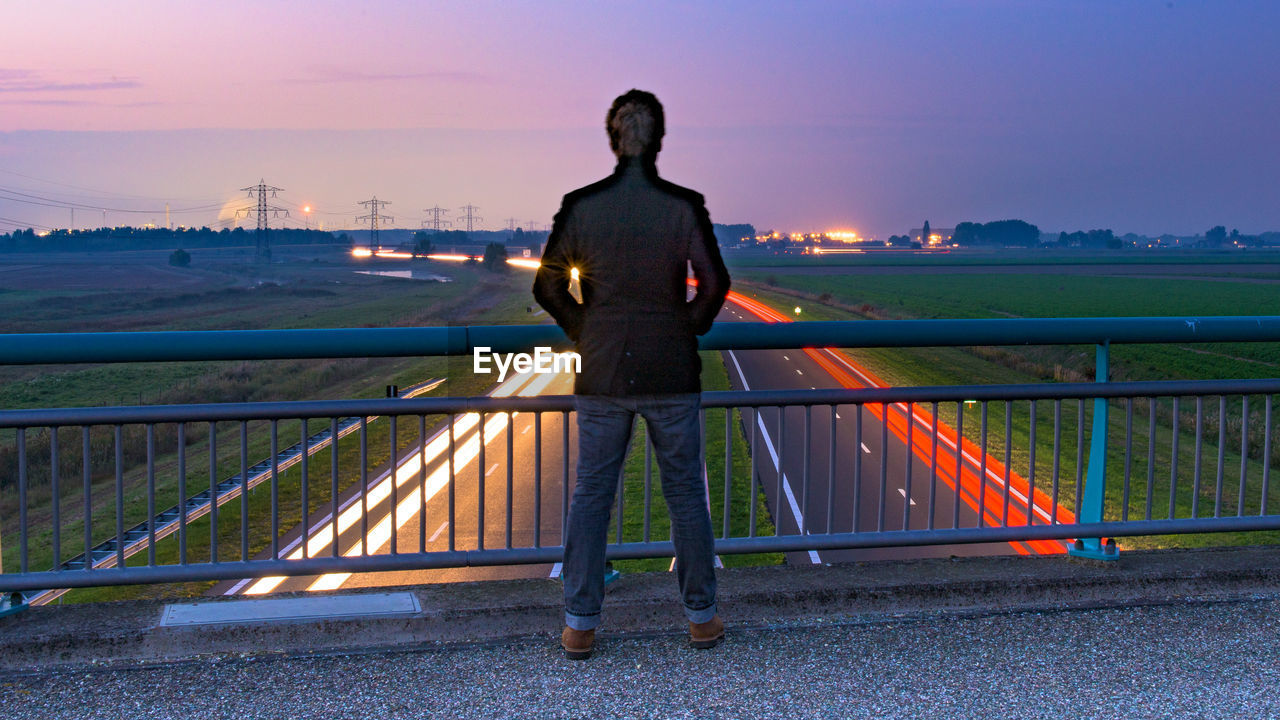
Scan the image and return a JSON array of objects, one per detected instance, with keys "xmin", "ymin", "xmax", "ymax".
[
  {"xmin": 217, "ymin": 366, "xmax": 577, "ymax": 595},
  {"xmin": 221, "ymin": 291, "xmax": 1069, "ymax": 596},
  {"xmin": 719, "ymin": 292, "xmax": 1071, "ymax": 564}
]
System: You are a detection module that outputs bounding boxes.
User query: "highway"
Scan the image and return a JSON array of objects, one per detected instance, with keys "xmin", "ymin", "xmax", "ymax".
[
  {"xmin": 218, "ymin": 366, "xmax": 577, "ymax": 595},
  {"xmin": 220, "ymin": 290, "xmax": 1069, "ymax": 596},
  {"xmin": 721, "ymin": 290, "xmax": 1072, "ymax": 564}
]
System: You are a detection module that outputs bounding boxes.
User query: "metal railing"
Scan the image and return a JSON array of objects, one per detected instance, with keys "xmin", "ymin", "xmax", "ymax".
[{"xmin": 1, "ymin": 316, "xmax": 1279, "ymax": 598}]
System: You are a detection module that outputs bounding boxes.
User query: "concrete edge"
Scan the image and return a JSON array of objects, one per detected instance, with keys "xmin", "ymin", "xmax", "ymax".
[{"xmin": 3, "ymin": 545, "xmax": 1279, "ymax": 673}]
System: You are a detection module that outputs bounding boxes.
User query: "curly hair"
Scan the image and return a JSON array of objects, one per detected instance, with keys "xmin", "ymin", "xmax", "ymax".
[{"xmin": 606, "ymin": 89, "xmax": 665, "ymax": 158}]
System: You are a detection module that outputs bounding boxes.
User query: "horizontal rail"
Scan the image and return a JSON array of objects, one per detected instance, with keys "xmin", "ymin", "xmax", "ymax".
[
  {"xmin": 3, "ymin": 315, "xmax": 1280, "ymax": 365},
  {"xmin": 6, "ymin": 516, "xmax": 1280, "ymax": 593},
  {"xmin": 4, "ymin": 378, "xmax": 1280, "ymax": 428},
  {"xmin": 22, "ymin": 378, "xmax": 447, "ymax": 606},
  {"xmin": 4, "ymin": 349, "xmax": 1280, "ymax": 598}
]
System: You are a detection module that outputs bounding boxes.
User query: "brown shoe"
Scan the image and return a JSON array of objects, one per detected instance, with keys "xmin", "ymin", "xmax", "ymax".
[
  {"xmin": 689, "ymin": 615, "xmax": 724, "ymax": 649},
  {"xmin": 561, "ymin": 626, "xmax": 595, "ymax": 660}
]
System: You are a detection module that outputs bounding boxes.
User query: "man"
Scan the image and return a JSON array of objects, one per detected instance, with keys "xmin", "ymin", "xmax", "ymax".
[{"xmin": 533, "ymin": 89, "xmax": 731, "ymax": 660}]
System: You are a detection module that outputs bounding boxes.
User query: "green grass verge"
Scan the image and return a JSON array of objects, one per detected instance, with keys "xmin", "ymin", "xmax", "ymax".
[{"xmin": 611, "ymin": 351, "xmax": 783, "ymax": 573}]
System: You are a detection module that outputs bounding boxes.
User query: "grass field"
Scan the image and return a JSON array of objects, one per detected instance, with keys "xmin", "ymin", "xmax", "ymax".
[
  {"xmin": 611, "ymin": 352, "xmax": 783, "ymax": 574},
  {"xmin": 728, "ymin": 262, "xmax": 1280, "ymax": 551},
  {"xmin": 724, "ymin": 248, "xmax": 1280, "ymax": 268},
  {"xmin": 0, "ymin": 258, "xmax": 543, "ymax": 600},
  {"xmin": 740, "ymin": 270, "xmax": 1280, "ymax": 382}
]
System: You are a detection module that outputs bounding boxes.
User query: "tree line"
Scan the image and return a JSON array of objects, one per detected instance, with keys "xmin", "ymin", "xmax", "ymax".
[
  {"xmin": 952, "ymin": 219, "xmax": 1041, "ymax": 247},
  {"xmin": 0, "ymin": 225, "xmax": 340, "ymax": 253},
  {"xmin": 949, "ymin": 220, "xmax": 1278, "ymax": 249}
]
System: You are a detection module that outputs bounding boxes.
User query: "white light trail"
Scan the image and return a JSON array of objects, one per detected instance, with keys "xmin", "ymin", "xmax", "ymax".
[{"xmin": 240, "ymin": 368, "xmax": 545, "ymax": 595}]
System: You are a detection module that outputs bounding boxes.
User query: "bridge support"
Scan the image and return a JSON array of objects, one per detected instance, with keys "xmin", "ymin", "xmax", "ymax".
[{"xmin": 1070, "ymin": 341, "xmax": 1119, "ymax": 561}]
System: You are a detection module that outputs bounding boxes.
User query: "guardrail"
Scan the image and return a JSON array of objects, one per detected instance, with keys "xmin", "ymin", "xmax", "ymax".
[
  {"xmin": 1, "ymin": 317, "xmax": 1279, "ymax": 598},
  {"xmin": 12, "ymin": 379, "xmax": 445, "ymax": 606},
  {"xmin": 2, "ymin": 316, "xmax": 1279, "ymax": 363}
]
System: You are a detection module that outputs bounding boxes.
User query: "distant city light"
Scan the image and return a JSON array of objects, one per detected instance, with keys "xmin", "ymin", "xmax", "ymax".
[{"xmin": 754, "ymin": 229, "xmax": 871, "ymax": 245}]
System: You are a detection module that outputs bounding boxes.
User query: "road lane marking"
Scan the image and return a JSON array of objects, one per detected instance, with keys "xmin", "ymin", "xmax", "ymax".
[
  {"xmin": 521, "ymin": 425, "xmax": 531, "ymax": 435},
  {"xmin": 819, "ymin": 348, "xmax": 1054, "ymax": 529},
  {"xmin": 861, "ymin": 443, "xmax": 871, "ymax": 454},
  {"xmin": 304, "ymin": 413, "xmax": 513, "ymax": 592},
  {"xmin": 732, "ymin": 340, "xmax": 1055, "ymax": 555},
  {"xmin": 728, "ymin": 293, "xmax": 1066, "ymax": 552},
  {"xmin": 486, "ymin": 463, "xmax": 499, "ymax": 477},
  {"xmin": 897, "ymin": 488, "xmax": 917, "ymax": 506},
  {"xmin": 234, "ymin": 365, "xmax": 566, "ymax": 596},
  {"xmin": 242, "ymin": 411, "xmax": 511, "ymax": 595},
  {"xmin": 549, "ymin": 562, "xmax": 562, "ymax": 578},
  {"xmin": 428, "ymin": 521, "xmax": 449, "ymax": 543},
  {"xmin": 817, "ymin": 347, "xmax": 1063, "ymax": 528},
  {"xmin": 231, "ymin": 408, "xmax": 501, "ymax": 594},
  {"xmin": 726, "ymin": 351, "xmax": 820, "ymax": 564}
]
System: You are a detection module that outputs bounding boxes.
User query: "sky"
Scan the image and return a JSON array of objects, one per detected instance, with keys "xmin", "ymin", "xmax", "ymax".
[{"xmin": 1, "ymin": 0, "xmax": 1277, "ymax": 239}]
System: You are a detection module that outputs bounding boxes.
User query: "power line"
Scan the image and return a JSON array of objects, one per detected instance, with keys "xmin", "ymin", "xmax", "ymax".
[
  {"xmin": 504, "ymin": 217, "xmax": 518, "ymax": 232},
  {"xmin": 357, "ymin": 196, "xmax": 393, "ymax": 249},
  {"xmin": 422, "ymin": 205, "xmax": 451, "ymax": 231},
  {"xmin": 0, "ymin": 186, "xmax": 224, "ymax": 214},
  {"xmin": 0, "ymin": 168, "xmax": 226, "ymax": 203},
  {"xmin": 459, "ymin": 203, "xmax": 482, "ymax": 233},
  {"xmin": 0, "ymin": 215, "xmax": 56, "ymax": 232},
  {"xmin": 237, "ymin": 180, "xmax": 289, "ymax": 262}
]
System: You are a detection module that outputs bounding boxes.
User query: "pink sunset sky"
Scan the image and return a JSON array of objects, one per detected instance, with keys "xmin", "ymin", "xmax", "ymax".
[{"xmin": 1, "ymin": 1, "xmax": 1277, "ymax": 238}]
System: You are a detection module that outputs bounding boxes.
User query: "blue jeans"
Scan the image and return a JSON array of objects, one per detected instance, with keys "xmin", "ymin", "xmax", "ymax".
[{"xmin": 563, "ymin": 393, "xmax": 717, "ymax": 630}]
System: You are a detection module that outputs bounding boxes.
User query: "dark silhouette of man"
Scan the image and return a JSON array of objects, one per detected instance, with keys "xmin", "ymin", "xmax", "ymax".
[{"xmin": 533, "ymin": 89, "xmax": 731, "ymax": 660}]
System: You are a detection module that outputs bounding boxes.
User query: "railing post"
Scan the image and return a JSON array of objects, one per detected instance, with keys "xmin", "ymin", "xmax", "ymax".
[
  {"xmin": 1069, "ymin": 341, "xmax": 1119, "ymax": 560},
  {"xmin": 0, "ymin": 477, "xmax": 29, "ymax": 616}
]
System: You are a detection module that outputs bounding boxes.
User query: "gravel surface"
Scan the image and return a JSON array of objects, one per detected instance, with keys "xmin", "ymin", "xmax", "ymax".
[{"xmin": 5, "ymin": 597, "xmax": 1280, "ymax": 719}]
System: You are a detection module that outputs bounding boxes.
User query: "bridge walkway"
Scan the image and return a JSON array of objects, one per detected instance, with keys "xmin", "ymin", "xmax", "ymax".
[{"xmin": 2, "ymin": 546, "xmax": 1279, "ymax": 718}]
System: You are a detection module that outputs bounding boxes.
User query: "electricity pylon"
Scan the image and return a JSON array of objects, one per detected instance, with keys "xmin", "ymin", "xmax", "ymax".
[
  {"xmin": 357, "ymin": 196, "xmax": 393, "ymax": 250},
  {"xmin": 422, "ymin": 205, "xmax": 451, "ymax": 231},
  {"xmin": 458, "ymin": 204, "xmax": 482, "ymax": 233},
  {"xmin": 237, "ymin": 179, "xmax": 289, "ymax": 261}
]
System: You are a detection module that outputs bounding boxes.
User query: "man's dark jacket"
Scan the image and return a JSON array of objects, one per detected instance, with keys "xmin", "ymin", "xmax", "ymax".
[{"xmin": 533, "ymin": 156, "xmax": 731, "ymax": 396}]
